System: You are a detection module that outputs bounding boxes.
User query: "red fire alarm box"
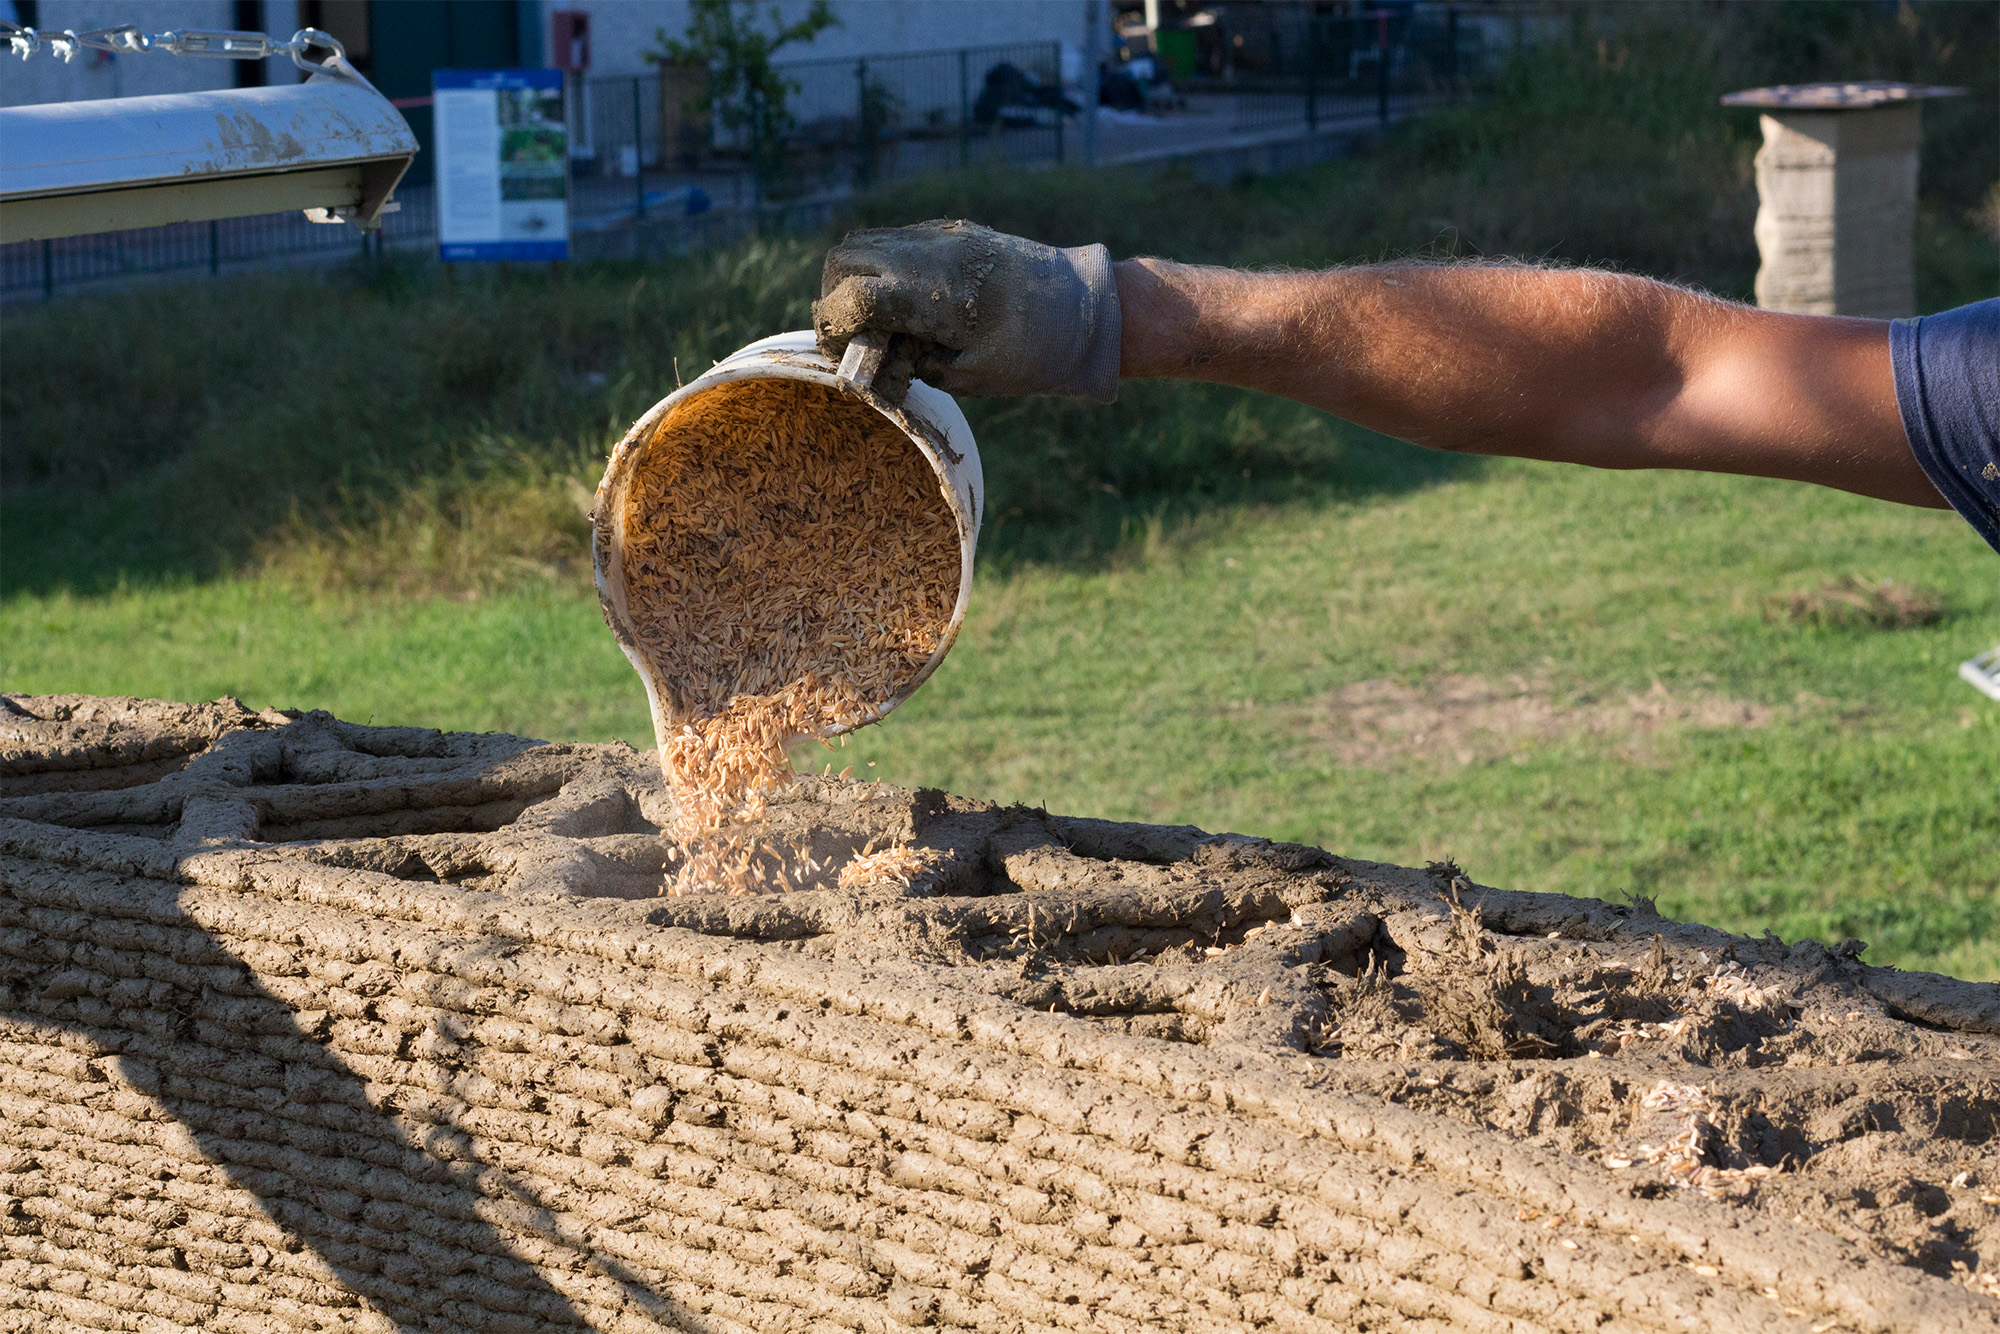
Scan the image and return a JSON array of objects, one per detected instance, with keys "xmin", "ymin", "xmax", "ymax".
[{"xmin": 551, "ymin": 11, "xmax": 590, "ymax": 73}]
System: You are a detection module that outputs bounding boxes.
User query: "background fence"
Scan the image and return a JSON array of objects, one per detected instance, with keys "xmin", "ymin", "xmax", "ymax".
[
  {"xmin": 1199, "ymin": 5, "xmax": 1474, "ymax": 132},
  {"xmin": 2, "ymin": 3, "xmax": 1519, "ymax": 301},
  {"xmin": 555, "ymin": 39, "xmax": 1074, "ymax": 234}
]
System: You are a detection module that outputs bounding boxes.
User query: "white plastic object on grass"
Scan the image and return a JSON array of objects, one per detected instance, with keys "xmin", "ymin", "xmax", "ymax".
[
  {"xmin": 592, "ymin": 329, "xmax": 983, "ymax": 754},
  {"xmin": 1961, "ymin": 645, "xmax": 2000, "ymax": 703}
]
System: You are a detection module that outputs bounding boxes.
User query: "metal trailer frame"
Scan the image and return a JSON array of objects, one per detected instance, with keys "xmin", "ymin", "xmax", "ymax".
[
  {"xmin": 0, "ymin": 27, "xmax": 417, "ymax": 244},
  {"xmin": 1961, "ymin": 645, "xmax": 2000, "ymax": 703}
]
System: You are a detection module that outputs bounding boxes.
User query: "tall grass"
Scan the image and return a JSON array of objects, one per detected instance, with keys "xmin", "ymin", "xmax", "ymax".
[
  {"xmin": 3, "ymin": 237, "xmax": 825, "ymax": 594},
  {"xmin": 2, "ymin": 1, "xmax": 1991, "ymax": 599}
]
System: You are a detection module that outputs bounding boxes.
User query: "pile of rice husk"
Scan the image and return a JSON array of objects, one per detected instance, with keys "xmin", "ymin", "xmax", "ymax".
[
  {"xmin": 616, "ymin": 377, "xmax": 959, "ymax": 893},
  {"xmin": 0, "ymin": 693, "xmax": 1993, "ymax": 1333}
]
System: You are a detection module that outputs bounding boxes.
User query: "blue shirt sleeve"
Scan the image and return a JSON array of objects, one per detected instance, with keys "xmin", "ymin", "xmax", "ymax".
[{"xmin": 1890, "ymin": 298, "xmax": 2000, "ymax": 557}]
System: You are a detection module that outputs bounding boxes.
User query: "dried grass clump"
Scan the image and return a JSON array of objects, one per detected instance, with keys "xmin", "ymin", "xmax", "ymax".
[
  {"xmin": 1766, "ymin": 575, "xmax": 1945, "ymax": 631},
  {"xmin": 621, "ymin": 377, "xmax": 959, "ymax": 893}
]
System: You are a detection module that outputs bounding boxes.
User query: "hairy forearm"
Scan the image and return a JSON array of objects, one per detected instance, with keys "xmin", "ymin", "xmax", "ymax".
[
  {"xmin": 1116, "ymin": 259, "xmax": 1686, "ymax": 457},
  {"xmin": 1114, "ymin": 258, "xmax": 1944, "ymax": 507}
]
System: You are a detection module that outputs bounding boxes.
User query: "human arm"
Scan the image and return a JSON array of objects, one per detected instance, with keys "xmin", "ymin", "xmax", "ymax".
[
  {"xmin": 813, "ymin": 223, "xmax": 1947, "ymax": 509},
  {"xmin": 1113, "ymin": 258, "xmax": 1946, "ymax": 509}
]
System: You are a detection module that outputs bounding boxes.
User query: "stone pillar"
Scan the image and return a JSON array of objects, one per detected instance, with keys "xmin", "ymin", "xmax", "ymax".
[{"xmin": 1722, "ymin": 82, "xmax": 1962, "ymax": 319}]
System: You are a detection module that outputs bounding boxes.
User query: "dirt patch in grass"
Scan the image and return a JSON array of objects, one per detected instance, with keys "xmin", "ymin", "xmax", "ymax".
[
  {"xmin": 1766, "ymin": 576, "xmax": 1947, "ymax": 631},
  {"xmin": 1298, "ymin": 674, "xmax": 1775, "ymax": 768}
]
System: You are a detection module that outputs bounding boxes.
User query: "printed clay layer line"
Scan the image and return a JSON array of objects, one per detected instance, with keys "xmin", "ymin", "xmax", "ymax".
[{"xmin": 0, "ymin": 694, "xmax": 1994, "ymax": 1333}]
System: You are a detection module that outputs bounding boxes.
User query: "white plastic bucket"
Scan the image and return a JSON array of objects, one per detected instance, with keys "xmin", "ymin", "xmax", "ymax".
[{"xmin": 592, "ymin": 330, "xmax": 983, "ymax": 754}]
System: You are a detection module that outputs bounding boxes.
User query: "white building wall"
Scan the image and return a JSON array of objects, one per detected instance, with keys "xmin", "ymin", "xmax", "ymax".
[
  {"xmin": 0, "ymin": 0, "xmax": 1088, "ymax": 114},
  {"xmin": 556, "ymin": 0, "xmax": 1089, "ymax": 80},
  {"xmin": 562, "ymin": 0, "xmax": 1088, "ymax": 139},
  {"xmin": 6, "ymin": 1, "xmax": 219, "ymax": 106},
  {"xmin": 0, "ymin": 0, "xmax": 305, "ymax": 107}
]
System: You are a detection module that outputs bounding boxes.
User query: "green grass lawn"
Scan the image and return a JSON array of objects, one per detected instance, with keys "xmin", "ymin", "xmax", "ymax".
[
  {"xmin": 7, "ymin": 456, "xmax": 1996, "ymax": 977},
  {"xmin": 4, "ymin": 4, "xmax": 1995, "ymax": 976}
]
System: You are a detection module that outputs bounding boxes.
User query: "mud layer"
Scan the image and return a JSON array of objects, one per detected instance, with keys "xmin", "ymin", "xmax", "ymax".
[{"xmin": 0, "ymin": 693, "xmax": 1994, "ymax": 1333}]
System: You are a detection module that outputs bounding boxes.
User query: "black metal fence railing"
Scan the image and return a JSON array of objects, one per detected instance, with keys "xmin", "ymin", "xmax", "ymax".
[
  {"xmin": 563, "ymin": 39, "xmax": 1070, "ymax": 224},
  {"xmin": 2, "ymin": 190, "xmax": 441, "ymax": 299},
  {"xmin": 3, "ymin": 3, "xmax": 1529, "ymax": 300},
  {"xmin": 787, "ymin": 40, "xmax": 1073, "ymax": 186},
  {"xmin": 1176, "ymin": 5, "xmax": 1482, "ymax": 136}
]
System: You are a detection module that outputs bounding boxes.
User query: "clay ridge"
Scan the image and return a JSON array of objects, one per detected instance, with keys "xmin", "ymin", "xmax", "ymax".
[{"xmin": 0, "ymin": 694, "xmax": 1994, "ymax": 1332}]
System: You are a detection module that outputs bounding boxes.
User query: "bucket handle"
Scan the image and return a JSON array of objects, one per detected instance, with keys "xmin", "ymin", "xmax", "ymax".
[{"xmin": 836, "ymin": 330, "xmax": 890, "ymax": 394}]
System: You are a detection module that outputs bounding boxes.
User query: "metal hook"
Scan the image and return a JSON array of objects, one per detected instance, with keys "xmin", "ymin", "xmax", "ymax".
[
  {"xmin": 288, "ymin": 27, "xmax": 345, "ymax": 74},
  {"xmin": 76, "ymin": 25, "xmax": 151, "ymax": 54},
  {"xmin": 154, "ymin": 29, "xmax": 277, "ymax": 59},
  {"xmin": 3, "ymin": 19, "xmax": 345, "ymax": 69},
  {"xmin": 0, "ymin": 21, "xmax": 38, "ymax": 58}
]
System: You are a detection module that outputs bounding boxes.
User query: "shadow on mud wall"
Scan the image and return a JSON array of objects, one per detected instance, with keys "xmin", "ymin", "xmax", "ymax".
[
  {"xmin": 0, "ymin": 902, "xmax": 624, "ymax": 1329},
  {"xmin": 0, "ymin": 702, "xmax": 707, "ymax": 1330}
]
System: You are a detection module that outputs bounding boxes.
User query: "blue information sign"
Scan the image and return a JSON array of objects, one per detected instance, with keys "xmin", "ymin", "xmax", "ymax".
[{"xmin": 433, "ymin": 68, "xmax": 569, "ymax": 262}]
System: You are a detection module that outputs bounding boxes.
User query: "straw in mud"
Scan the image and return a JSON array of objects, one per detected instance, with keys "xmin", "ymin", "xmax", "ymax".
[{"xmin": 837, "ymin": 841, "xmax": 930, "ymax": 892}]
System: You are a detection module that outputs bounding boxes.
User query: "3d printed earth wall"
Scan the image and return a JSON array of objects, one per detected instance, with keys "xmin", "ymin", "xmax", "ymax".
[{"xmin": 1, "ymin": 695, "xmax": 1995, "ymax": 1332}]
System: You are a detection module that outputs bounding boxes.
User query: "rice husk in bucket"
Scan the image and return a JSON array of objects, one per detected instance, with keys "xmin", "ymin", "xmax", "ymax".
[{"xmin": 617, "ymin": 376, "xmax": 959, "ymax": 894}]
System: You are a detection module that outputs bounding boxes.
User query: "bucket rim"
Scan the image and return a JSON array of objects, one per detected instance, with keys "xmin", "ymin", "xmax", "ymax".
[{"xmin": 591, "ymin": 332, "xmax": 982, "ymax": 754}]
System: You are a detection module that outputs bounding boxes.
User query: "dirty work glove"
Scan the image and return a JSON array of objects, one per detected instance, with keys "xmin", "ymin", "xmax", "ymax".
[{"xmin": 814, "ymin": 219, "xmax": 1121, "ymax": 404}]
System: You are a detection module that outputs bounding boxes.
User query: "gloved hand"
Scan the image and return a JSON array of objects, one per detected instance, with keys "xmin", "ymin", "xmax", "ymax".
[{"xmin": 814, "ymin": 219, "xmax": 1121, "ymax": 404}]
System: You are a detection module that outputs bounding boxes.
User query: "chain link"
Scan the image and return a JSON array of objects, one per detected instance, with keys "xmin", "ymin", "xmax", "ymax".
[{"xmin": 1, "ymin": 22, "xmax": 345, "ymax": 74}]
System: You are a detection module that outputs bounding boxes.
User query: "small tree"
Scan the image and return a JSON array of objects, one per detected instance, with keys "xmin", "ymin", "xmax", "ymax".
[{"xmin": 649, "ymin": 0, "xmax": 838, "ymax": 196}]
